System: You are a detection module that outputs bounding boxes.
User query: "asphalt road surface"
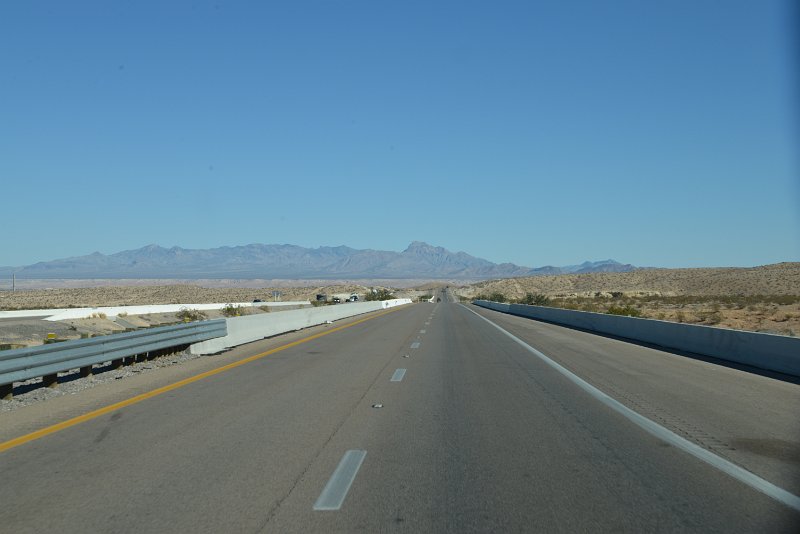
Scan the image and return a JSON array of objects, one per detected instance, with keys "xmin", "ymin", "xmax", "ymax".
[{"xmin": 1, "ymin": 291, "xmax": 798, "ymax": 532}]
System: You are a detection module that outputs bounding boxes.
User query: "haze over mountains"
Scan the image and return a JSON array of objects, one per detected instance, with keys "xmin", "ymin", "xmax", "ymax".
[{"xmin": 0, "ymin": 242, "xmax": 635, "ymax": 280}]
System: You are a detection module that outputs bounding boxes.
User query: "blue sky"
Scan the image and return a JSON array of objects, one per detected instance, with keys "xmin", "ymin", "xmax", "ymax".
[{"xmin": 1, "ymin": 1, "xmax": 797, "ymax": 269}]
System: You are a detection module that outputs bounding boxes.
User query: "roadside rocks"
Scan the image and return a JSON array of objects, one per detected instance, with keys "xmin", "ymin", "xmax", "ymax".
[{"xmin": 0, "ymin": 349, "xmax": 205, "ymax": 413}]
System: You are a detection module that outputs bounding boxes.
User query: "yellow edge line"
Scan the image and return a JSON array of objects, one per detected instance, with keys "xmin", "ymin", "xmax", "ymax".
[{"xmin": 0, "ymin": 306, "xmax": 406, "ymax": 454}]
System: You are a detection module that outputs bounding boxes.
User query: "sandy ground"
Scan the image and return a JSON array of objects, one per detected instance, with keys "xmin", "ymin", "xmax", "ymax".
[
  {"xmin": 458, "ymin": 263, "xmax": 800, "ymax": 298},
  {"xmin": 0, "ymin": 283, "xmax": 428, "ymax": 310},
  {"xmin": 453, "ymin": 263, "xmax": 800, "ymax": 336},
  {"xmin": 0, "ymin": 278, "xmax": 468, "ymax": 291},
  {"xmin": 0, "ymin": 283, "xmax": 428, "ymax": 349},
  {"xmin": 0, "ymin": 306, "xmax": 281, "ymax": 349},
  {"xmin": 1, "ymin": 263, "xmax": 796, "ymax": 343}
]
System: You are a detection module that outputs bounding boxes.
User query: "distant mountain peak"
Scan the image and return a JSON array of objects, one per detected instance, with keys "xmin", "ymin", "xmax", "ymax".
[
  {"xmin": 0, "ymin": 242, "xmax": 635, "ymax": 280},
  {"xmin": 404, "ymin": 241, "xmax": 437, "ymax": 252}
]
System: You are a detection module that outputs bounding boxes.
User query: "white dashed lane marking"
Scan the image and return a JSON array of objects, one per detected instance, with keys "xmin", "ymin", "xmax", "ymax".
[
  {"xmin": 313, "ymin": 450, "xmax": 367, "ymax": 511},
  {"xmin": 390, "ymin": 369, "xmax": 407, "ymax": 382}
]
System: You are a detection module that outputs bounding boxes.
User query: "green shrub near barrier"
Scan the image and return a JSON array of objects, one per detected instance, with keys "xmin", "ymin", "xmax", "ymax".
[{"xmin": 606, "ymin": 305, "xmax": 641, "ymax": 317}]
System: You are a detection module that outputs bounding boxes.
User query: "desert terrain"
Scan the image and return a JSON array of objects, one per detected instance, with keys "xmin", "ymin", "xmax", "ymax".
[
  {"xmin": 1, "ymin": 263, "xmax": 797, "ymax": 348},
  {"xmin": 0, "ymin": 283, "xmax": 418, "ymax": 310},
  {"xmin": 455, "ymin": 262, "xmax": 800, "ymax": 336},
  {"xmin": 0, "ymin": 283, "xmax": 426, "ymax": 349}
]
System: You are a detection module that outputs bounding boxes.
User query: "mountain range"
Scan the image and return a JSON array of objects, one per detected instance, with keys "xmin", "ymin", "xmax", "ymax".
[{"xmin": 0, "ymin": 242, "xmax": 635, "ymax": 280}]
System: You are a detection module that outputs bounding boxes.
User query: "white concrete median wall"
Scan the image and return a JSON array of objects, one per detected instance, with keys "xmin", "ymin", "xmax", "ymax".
[
  {"xmin": 474, "ymin": 300, "xmax": 800, "ymax": 377},
  {"xmin": 190, "ymin": 299, "xmax": 412, "ymax": 355}
]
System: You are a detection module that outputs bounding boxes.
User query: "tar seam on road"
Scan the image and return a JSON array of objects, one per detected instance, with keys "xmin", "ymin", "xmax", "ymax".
[
  {"xmin": 313, "ymin": 450, "xmax": 367, "ymax": 511},
  {"xmin": 410, "ymin": 342, "xmax": 420, "ymax": 349},
  {"xmin": 390, "ymin": 369, "xmax": 407, "ymax": 382},
  {"xmin": 461, "ymin": 304, "xmax": 800, "ymax": 513},
  {"xmin": 0, "ymin": 307, "xmax": 407, "ymax": 454}
]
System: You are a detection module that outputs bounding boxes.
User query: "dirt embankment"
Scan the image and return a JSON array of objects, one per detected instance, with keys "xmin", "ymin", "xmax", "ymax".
[
  {"xmin": 458, "ymin": 263, "xmax": 800, "ymax": 299},
  {"xmin": 455, "ymin": 263, "xmax": 800, "ymax": 336}
]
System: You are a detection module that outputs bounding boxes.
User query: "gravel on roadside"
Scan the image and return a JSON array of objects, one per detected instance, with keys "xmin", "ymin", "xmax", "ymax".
[{"xmin": 0, "ymin": 349, "xmax": 211, "ymax": 413}]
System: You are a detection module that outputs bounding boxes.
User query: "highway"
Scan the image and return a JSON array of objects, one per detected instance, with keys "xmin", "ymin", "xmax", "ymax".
[{"xmin": 1, "ymin": 291, "xmax": 799, "ymax": 532}]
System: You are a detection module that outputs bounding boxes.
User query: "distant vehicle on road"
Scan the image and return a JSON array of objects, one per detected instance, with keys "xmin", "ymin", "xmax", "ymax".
[
  {"xmin": 332, "ymin": 297, "xmax": 341, "ymax": 304},
  {"xmin": 253, "ymin": 299, "xmax": 263, "ymax": 303},
  {"xmin": 333, "ymin": 293, "xmax": 359, "ymax": 303}
]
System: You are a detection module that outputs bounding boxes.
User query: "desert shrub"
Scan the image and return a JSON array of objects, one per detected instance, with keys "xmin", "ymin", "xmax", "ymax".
[
  {"xmin": 521, "ymin": 293, "xmax": 550, "ymax": 306},
  {"xmin": 176, "ymin": 307, "xmax": 207, "ymax": 322},
  {"xmin": 488, "ymin": 292, "xmax": 507, "ymax": 303},
  {"xmin": 770, "ymin": 295, "xmax": 800, "ymax": 305},
  {"xmin": 606, "ymin": 305, "xmax": 641, "ymax": 317},
  {"xmin": 696, "ymin": 309, "xmax": 723, "ymax": 325},
  {"xmin": 221, "ymin": 303, "xmax": 243, "ymax": 317},
  {"xmin": 366, "ymin": 289, "xmax": 395, "ymax": 301}
]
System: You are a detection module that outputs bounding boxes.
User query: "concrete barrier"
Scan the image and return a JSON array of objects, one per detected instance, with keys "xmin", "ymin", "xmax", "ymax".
[
  {"xmin": 190, "ymin": 299, "xmax": 412, "ymax": 354},
  {"xmin": 381, "ymin": 299, "xmax": 413, "ymax": 309},
  {"xmin": 473, "ymin": 300, "xmax": 800, "ymax": 377}
]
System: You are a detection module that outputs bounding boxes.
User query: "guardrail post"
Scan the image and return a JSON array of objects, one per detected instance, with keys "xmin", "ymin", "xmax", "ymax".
[
  {"xmin": 43, "ymin": 374, "xmax": 58, "ymax": 389},
  {"xmin": 0, "ymin": 319, "xmax": 228, "ymax": 393}
]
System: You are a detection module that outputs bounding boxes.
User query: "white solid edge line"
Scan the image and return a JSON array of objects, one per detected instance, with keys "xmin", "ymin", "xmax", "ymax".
[
  {"xmin": 313, "ymin": 450, "xmax": 367, "ymax": 511},
  {"xmin": 391, "ymin": 368, "xmax": 407, "ymax": 382},
  {"xmin": 460, "ymin": 304, "xmax": 800, "ymax": 513}
]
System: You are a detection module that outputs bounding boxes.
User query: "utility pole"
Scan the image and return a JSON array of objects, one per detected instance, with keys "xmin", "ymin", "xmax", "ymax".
[{"xmin": 11, "ymin": 273, "xmax": 15, "ymax": 292}]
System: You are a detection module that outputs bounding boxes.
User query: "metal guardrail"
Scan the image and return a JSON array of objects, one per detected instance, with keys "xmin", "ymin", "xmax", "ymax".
[{"xmin": 0, "ymin": 319, "xmax": 227, "ymax": 399}]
